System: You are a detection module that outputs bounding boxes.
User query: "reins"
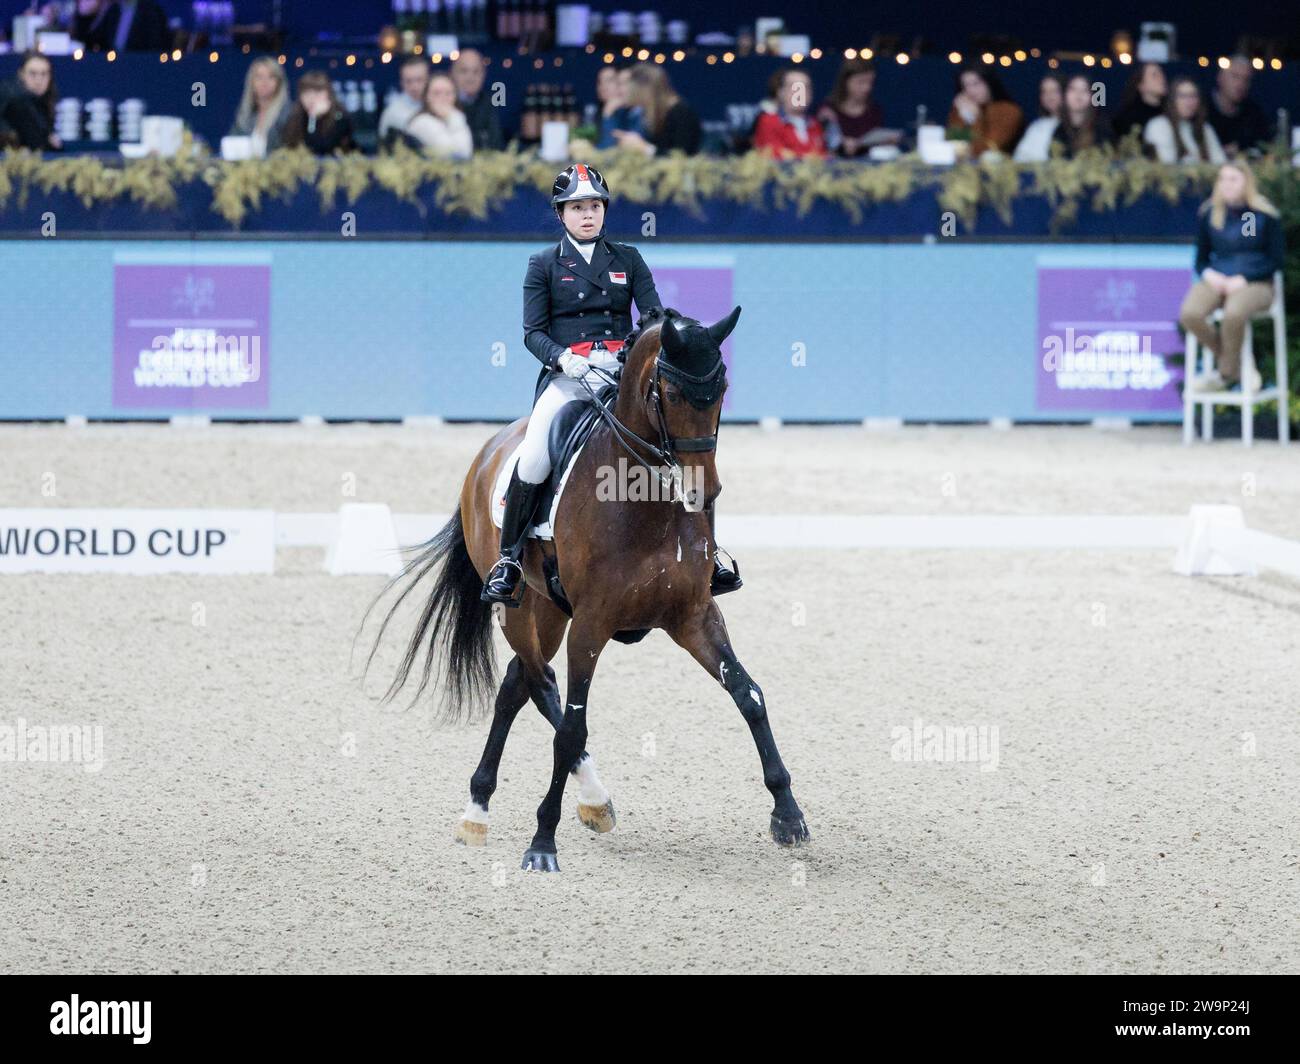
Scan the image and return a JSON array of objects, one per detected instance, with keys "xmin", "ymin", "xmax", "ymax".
[{"xmin": 576, "ymin": 346, "xmax": 720, "ymax": 504}]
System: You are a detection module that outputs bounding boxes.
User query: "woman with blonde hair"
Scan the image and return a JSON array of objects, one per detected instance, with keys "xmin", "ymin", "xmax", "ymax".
[
  {"xmin": 228, "ymin": 56, "xmax": 290, "ymax": 158},
  {"xmin": 611, "ymin": 62, "xmax": 701, "ymax": 156},
  {"xmin": 1179, "ymin": 160, "xmax": 1284, "ymax": 393}
]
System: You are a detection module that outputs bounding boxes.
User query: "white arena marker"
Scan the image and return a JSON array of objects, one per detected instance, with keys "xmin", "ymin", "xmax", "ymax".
[
  {"xmin": 1172, "ymin": 505, "xmax": 1256, "ymax": 577},
  {"xmin": 863, "ymin": 417, "xmax": 903, "ymax": 432},
  {"xmin": 1091, "ymin": 417, "xmax": 1132, "ymax": 431},
  {"xmin": 989, "ymin": 417, "xmax": 1013, "ymax": 431},
  {"xmin": 64, "ymin": 415, "xmax": 88, "ymax": 429},
  {"xmin": 759, "ymin": 416, "xmax": 782, "ymax": 432},
  {"xmin": 324, "ymin": 503, "xmax": 402, "ymax": 576},
  {"xmin": 403, "ymin": 415, "xmax": 445, "ymax": 429},
  {"xmin": 299, "ymin": 414, "xmax": 325, "ymax": 427},
  {"xmin": 170, "ymin": 414, "xmax": 211, "ymax": 429}
]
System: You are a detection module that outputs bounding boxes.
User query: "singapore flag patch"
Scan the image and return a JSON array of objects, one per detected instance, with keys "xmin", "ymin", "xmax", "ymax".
[{"xmin": 609, "ymin": 271, "xmax": 627, "ymax": 284}]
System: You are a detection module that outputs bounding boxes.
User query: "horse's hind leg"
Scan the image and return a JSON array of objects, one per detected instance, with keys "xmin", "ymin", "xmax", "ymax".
[
  {"xmin": 454, "ymin": 655, "xmax": 531, "ymax": 846},
  {"xmin": 528, "ymin": 598, "xmax": 615, "ymax": 834}
]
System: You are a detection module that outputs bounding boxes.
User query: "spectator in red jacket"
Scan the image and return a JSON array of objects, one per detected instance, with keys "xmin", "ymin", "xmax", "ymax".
[{"xmin": 753, "ymin": 68, "xmax": 827, "ymax": 159}]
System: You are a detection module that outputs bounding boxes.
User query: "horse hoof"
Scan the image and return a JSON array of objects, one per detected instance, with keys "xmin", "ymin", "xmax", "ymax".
[
  {"xmin": 770, "ymin": 813, "xmax": 811, "ymax": 847},
  {"xmin": 577, "ymin": 799, "xmax": 616, "ymax": 834},
  {"xmin": 520, "ymin": 848, "xmax": 560, "ymax": 872},
  {"xmin": 453, "ymin": 819, "xmax": 488, "ymax": 847}
]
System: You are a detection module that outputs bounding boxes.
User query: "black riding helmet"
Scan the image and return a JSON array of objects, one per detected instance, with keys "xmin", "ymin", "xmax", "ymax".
[{"xmin": 551, "ymin": 163, "xmax": 611, "ymax": 234}]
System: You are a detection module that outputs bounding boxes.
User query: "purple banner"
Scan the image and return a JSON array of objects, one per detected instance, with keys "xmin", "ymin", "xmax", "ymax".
[
  {"xmin": 113, "ymin": 264, "xmax": 271, "ymax": 409},
  {"xmin": 650, "ymin": 265, "xmax": 735, "ymax": 410},
  {"xmin": 1036, "ymin": 266, "xmax": 1189, "ymax": 413}
]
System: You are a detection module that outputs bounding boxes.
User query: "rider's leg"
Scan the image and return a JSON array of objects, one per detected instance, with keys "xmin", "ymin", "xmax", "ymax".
[
  {"xmin": 482, "ymin": 378, "xmax": 581, "ymax": 605},
  {"xmin": 707, "ymin": 503, "xmax": 742, "ymax": 595}
]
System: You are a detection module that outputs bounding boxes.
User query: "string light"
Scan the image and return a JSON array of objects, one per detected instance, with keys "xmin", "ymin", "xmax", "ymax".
[
  {"xmin": 981, "ymin": 52, "xmax": 994, "ymax": 64},
  {"xmin": 843, "ymin": 47, "xmax": 855, "ymax": 59},
  {"xmin": 1217, "ymin": 56, "xmax": 1230, "ymax": 69},
  {"xmin": 1013, "ymin": 49, "xmax": 1026, "ymax": 61},
  {"xmin": 722, "ymin": 52, "xmax": 735, "ymax": 63},
  {"xmin": 810, "ymin": 48, "xmax": 822, "ymax": 59},
  {"xmin": 1251, "ymin": 57, "xmax": 1264, "ymax": 70},
  {"xmin": 999, "ymin": 55, "xmax": 1011, "ymax": 66},
  {"xmin": 791, "ymin": 53, "xmax": 804, "ymax": 63},
  {"xmin": 106, "ymin": 50, "xmax": 116, "ymax": 61},
  {"xmin": 72, "ymin": 48, "xmax": 83, "ymax": 60},
  {"xmin": 1082, "ymin": 54, "xmax": 1094, "ymax": 66},
  {"xmin": 603, "ymin": 52, "xmax": 615, "ymax": 63},
  {"xmin": 948, "ymin": 51, "xmax": 962, "ymax": 64},
  {"xmin": 706, "ymin": 54, "xmax": 717, "ymax": 65},
  {"xmin": 1118, "ymin": 52, "xmax": 1132, "ymax": 65},
  {"xmin": 673, "ymin": 50, "xmax": 686, "ymax": 61},
  {"xmin": 209, "ymin": 51, "xmax": 218, "ymax": 63},
  {"xmin": 858, "ymin": 48, "xmax": 873, "ymax": 59},
  {"xmin": 381, "ymin": 52, "xmax": 392, "ymax": 63},
  {"xmin": 1270, "ymin": 58, "xmax": 1283, "ymax": 70},
  {"xmin": 896, "ymin": 53, "xmax": 910, "ymax": 65}
]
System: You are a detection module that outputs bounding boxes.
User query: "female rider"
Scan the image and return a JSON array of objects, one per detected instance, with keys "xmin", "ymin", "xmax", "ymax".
[{"xmin": 481, "ymin": 162, "xmax": 741, "ymax": 604}]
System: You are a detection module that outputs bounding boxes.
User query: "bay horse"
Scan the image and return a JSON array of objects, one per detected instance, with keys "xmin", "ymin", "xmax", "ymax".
[{"xmin": 367, "ymin": 307, "xmax": 809, "ymax": 871}]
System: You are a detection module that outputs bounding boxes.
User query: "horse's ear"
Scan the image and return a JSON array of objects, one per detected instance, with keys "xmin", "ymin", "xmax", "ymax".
[
  {"xmin": 707, "ymin": 306, "xmax": 741, "ymax": 346},
  {"xmin": 659, "ymin": 317, "xmax": 686, "ymax": 358}
]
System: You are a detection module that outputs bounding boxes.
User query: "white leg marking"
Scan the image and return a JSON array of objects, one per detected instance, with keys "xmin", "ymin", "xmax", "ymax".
[
  {"xmin": 461, "ymin": 799, "xmax": 490, "ymax": 825},
  {"xmin": 571, "ymin": 753, "xmax": 610, "ymax": 806}
]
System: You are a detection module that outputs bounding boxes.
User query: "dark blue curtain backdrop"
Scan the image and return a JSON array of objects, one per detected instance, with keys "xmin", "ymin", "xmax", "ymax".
[{"xmin": 4, "ymin": 1, "xmax": 1299, "ymax": 54}]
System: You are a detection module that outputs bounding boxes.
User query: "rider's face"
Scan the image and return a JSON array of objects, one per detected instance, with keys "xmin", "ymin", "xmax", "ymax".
[{"xmin": 562, "ymin": 199, "xmax": 605, "ymax": 241}]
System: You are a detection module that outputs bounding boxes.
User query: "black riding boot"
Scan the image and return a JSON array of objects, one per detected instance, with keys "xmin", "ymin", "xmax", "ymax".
[
  {"xmin": 481, "ymin": 468, "xmax": 546, "ymax": 606},
  {"xmin": 708, "ymin": 505, "xmax": 742, "ymax": 595}
]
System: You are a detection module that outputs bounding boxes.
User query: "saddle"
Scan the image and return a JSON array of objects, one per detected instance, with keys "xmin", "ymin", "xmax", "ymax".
[{"xmin": 491, "ymin": 379, "xmax": 617, "ymax": 542}]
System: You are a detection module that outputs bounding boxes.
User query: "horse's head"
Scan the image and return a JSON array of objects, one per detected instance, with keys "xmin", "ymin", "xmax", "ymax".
[{"xmin": 619, "ymin": 306, "xmax": 740, "ymax": 512}]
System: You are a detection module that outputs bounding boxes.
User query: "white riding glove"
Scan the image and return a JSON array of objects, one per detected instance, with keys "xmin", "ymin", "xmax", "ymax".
[{"xmin": 558, "ymin": 349, "xmax": 591, "ymax": 380}]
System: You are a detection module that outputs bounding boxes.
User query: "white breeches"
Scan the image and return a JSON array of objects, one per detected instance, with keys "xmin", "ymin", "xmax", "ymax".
[{"xmin": 516, "ymin": 374, "xmax": 592, "ymax": 483}]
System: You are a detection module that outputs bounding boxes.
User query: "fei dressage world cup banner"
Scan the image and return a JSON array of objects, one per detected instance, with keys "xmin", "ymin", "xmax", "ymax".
[
  {"xmin": 112, "ymin": 253, "xmax": 272, "ymax": 411},
  {"xmin": 1036, "ymin": 257, "xmax": 1191, "ymax": 414},
  {"xmin": 0, "ymin": 510, "xmax": 275, "ymax": 574}
]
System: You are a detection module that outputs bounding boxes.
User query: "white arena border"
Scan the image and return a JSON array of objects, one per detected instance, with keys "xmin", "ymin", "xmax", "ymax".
[{"xmin": 281, "ymin": 506, "xmax": 1300, "ymax": 580}]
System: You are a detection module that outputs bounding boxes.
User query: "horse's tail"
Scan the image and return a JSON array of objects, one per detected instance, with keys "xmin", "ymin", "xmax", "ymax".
[{"xmin": 360, "ymin": 508, "xmax": 496, "ymax": 722}]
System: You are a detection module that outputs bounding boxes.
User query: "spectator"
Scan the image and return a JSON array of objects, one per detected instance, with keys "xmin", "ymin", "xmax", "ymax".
[
  {"xmin": 1112, "ymin": 62, "xmax": 1167, "ymax": 148},
  {"xmin": 947, "ymin": 66, "xmax": 1023, "ymax": 157},
  {"xmin": 73, "ymin": 0, "xmax": 170, "ymax": 53},
  {"xmin": 613, "ymin": 64, "xmax": 700, "ymax": 156},
  {"xmin": 816, "ymin": 58, "xmax": 898, "ymax": 158},
  {"xmin": 593, "ymin": 66, "xmax": 641, "ymax": 149},
  {"xmin": 1179, "ymin": 160, "xmax": 1283, "ymax": 393},
  {"xmin": 1013, "ymin": 75, "xmax": 1065, "ymax": 161},
  {"xmin": 406, "ymin": 72, "xmax": 473, "ymax": 158},
  {"xmin": 1207, "ymin": 56, "xmax": 1273, "ymax": 157},
  {"xmin": 1144, "ymin": 78, "xmax": 1225, "ymax": 164},
  {"xmin": 0, "ymin": 51, "xmax": 60, "ymax": 151},
  {"xmin": 379, "ymin": 56, "xmax": 429, "ymax": 141},
  {"xmin": 282, "ymin": 72, "xmax": 356, "ymax": 155},
  {"xmin": 752, "ymin": 68, "xmax": 827, "ymax": 159},
  {"xmin": 1051, "ymin": 74, "xmax": 1110, "ymax": 156},
  {"xmin": 450, "ymin": 48, "xmax": 503, "ymax": 151},
  {"xmin": 228, "ymin": 56, "xmax": 290, "ymax": 158}
]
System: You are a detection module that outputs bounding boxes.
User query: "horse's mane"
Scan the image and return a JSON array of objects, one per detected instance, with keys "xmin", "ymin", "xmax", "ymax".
[{"xmin": 623, "ymin": 306, "xmax": 681, "ymax": 351}]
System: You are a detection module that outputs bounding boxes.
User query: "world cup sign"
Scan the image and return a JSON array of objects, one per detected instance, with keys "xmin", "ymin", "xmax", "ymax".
[
  {"xmin": 1036, "ymin": 264, "xmax": 1190, "ymax": 414},
  {"xmin": 112, "ymin": 262, "xmax": 271, "ymax": 410}
]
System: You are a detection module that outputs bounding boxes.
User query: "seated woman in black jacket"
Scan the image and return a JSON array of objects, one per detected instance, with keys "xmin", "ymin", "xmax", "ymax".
[
  {"xmin": 0, "ymin": 52, "xmax": 60, "ymax": 152},
  {"xmin": 281, "ymin": 71, "xmax": 356, "ymax": 155},
  {"xmin": 1179, "ymin": 160, "xmax": 1284, "ymax": 393},
  {"xmin": 613, "ymin": 63, "xmax": 701, "ymax": 156}
]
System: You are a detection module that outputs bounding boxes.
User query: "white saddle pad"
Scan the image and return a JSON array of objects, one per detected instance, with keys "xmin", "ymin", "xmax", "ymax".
[{"xmin": 490, "ymin": 441, "xmax": 589, "ymax": 541}]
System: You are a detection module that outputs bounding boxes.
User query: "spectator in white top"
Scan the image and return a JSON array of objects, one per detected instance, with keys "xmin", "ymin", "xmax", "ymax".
[
  {"xmin": 406, "ymin": 72, "xmax": 473, "ymax": 159},
  {"xmin": 379, "ymin": 55, "xmax": 431, "ymax": 141},
  {"xmin": 1144, "ymin": 77, "xmax": 1226, "ymax": 164},
  {"xmin": 1013, "ymin": 74, "xmax": 1064, "ymax": 161}
]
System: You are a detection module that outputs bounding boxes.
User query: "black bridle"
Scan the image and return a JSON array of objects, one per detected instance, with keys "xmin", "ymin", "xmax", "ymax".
[{"xmin": 577, "ymin": 346, "xmax": 723, "ymax": 502}]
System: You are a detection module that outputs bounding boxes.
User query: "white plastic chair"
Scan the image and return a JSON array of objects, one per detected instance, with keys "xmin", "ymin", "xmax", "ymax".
[{"xmin": 1183, "ymin": 270, "xmax": 1290, "ymax": 447}]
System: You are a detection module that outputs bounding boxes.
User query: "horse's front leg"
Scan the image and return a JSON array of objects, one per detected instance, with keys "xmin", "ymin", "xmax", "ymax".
[
  {"xmin": 521, "ymin": 619, "xmax": 610, "ymax": 871},
  {"xmin": 669, "ymin": 603, "xmax": 809, "ymax": 847}
]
